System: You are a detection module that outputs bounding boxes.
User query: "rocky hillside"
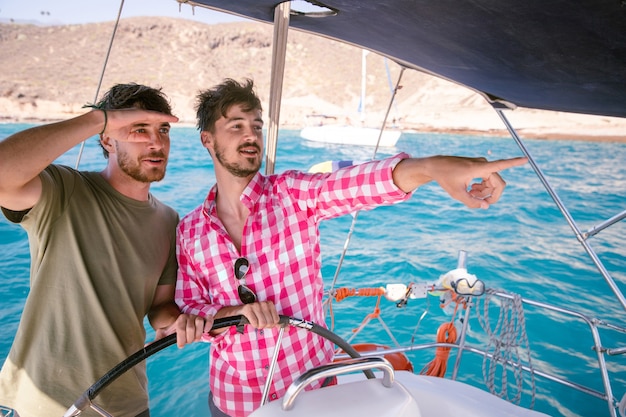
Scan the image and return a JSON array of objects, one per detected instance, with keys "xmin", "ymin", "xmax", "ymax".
[{"xmin": 1, "ymin": 17, "xmax": 624, "ymax": 139}]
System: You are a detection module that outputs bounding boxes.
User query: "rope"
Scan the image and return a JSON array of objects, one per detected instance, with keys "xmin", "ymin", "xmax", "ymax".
[
  {"xmin": 360, "ymin": 295, "xmax": 383, "ymax": 326},
  {"xmin": 333, "ymin": 287, "xmax": 385, "ymax": 302},
  {"xmin": 328, "ymin": 287, "xmax": 386, "ymax": 332},
  {"xmin": 419, "ymin": 297, "xmax": 462, "ymax": 377},
  {"xmin": 74, "ymin": 0, "xmax": 126, "ymax": 169},
  {"xmin": 323, "ymin": 65, "xmax": 407, "ymax": 300},
  {"xmin": 476, "ymin": 288, "xmax": 536, "ymax": 408},
  {"xmin": 420, "ymin": 321, "xmax": 457, "ymax": 377}
]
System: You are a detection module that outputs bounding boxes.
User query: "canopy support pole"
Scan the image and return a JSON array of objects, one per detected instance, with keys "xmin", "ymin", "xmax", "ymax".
[
  {"xmin": 265, "ymin": 2, "xmax": 291, "ymax": 175},
  {"xmin": 494, "ymin": 107, "xmax": 626, "ymax": 312}
]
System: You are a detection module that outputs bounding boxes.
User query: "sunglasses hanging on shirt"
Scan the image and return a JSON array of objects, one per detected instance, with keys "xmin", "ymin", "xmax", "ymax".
[{"xmin": 235, "ymin": 257, "xmax": 257, "ymax": 304}]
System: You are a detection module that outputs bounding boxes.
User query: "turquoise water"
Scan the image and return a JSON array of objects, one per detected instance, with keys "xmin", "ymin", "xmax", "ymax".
[{"xmin": 1, "ymin": 124, "xmax": 625, "ymax": 417}]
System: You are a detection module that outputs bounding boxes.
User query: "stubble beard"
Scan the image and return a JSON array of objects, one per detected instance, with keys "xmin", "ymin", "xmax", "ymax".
[
  {"xmin": 214, "ymin": 143, "xmax": 261, "ymax": 178},
  {"xmin": 117, "ymin": 149, "xmax": 167, "ymax": 183}
]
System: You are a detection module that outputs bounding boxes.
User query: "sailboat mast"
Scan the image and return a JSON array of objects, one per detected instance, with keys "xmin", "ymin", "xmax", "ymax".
[{"xmin": 360, "ymin": 49, "xmax": 367, "ymax": 125}]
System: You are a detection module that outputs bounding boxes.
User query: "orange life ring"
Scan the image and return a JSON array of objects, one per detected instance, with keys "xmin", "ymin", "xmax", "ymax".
[{"xmin": 335, "ymin": 343, "xmax": 414, "ymax": 372}]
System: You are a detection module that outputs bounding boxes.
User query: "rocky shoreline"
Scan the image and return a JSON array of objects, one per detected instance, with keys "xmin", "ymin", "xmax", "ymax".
[
  {"xmin": 1, "ymin": 17, "xmax": 624, "ymax": 143},
  {"xmin": 2, "ymin": 100, "xmax": 623, "ymax": 143}
]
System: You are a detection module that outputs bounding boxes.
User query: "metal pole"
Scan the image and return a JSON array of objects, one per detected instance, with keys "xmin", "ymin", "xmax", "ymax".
[
  {"xmin": 265, "ymin": 2, "xmax": 291, "ymax": 175},
  {"xmin": 495, "ymin": 108, "xmax": 626, "ymax": 312}
]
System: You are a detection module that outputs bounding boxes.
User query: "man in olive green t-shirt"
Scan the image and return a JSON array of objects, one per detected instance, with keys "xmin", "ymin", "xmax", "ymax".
[{"xmin": 0, "ymin": 84, "xmax": 213, "ymax": 417}]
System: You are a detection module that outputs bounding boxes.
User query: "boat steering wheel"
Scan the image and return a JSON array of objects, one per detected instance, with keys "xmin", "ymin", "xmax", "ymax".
[{"xmin": 63, "ymin": 315, "xmax": 371, "ymax": 417}]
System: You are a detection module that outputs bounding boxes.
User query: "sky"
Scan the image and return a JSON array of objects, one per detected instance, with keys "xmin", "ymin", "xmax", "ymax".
[{"xmin": 0, "ymin": 0, "xmax": 245, "ymax": 25}]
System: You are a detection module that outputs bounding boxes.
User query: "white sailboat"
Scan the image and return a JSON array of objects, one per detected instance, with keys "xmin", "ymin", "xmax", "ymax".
[{"xmin": 300, "ymin": 49, "xmax": 402, "ymax": 147}]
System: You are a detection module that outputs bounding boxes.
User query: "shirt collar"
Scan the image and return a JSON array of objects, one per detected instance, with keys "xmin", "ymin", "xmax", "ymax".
[
  {"xmin": 201, "ymin": 185, "xmax": 218, "ymax": 218},
  {"xmin": 241, "ymin": 172, "xmax": 264, "ymax": 208},
  {"xmin": 201, "ymin": 171, "xmax": 265, "ymax": 218}
]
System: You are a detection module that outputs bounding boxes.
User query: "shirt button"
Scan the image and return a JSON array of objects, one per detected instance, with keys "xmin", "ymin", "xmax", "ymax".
[
  {"xmin": 271, "ymin": 394, "xmax": 277, "ymax": 400},
  {"xmin": 264, "ymin": 365, "xmax": 269, "ymax": 370},
  {"xmin": 259, "ymin": 330, "xmax": 264, "ymax": 335}
]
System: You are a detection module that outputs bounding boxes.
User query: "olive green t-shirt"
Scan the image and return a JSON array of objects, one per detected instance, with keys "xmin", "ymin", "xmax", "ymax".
[{"xmin": 0, "ymin": 165, "xmax": 179, "ymax": 417}]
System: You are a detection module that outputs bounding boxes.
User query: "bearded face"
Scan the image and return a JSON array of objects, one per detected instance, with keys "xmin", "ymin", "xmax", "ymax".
[
  {"xmin": 115, "ymin": 143, "xmax": 168, "ymax": 183},
  {"xmin": 213, "ymin": 139, "xmax": 262, "ymax": 178}
]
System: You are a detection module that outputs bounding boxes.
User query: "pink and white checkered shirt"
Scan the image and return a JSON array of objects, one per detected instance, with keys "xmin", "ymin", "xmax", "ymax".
[{"xmin": 175, "ymin": 153, "xmax": 411, "ymax": 417}]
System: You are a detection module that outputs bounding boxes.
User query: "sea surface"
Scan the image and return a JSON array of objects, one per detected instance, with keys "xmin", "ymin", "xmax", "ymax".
[{"xmin": 0, "ymin": 124, "xmax": 625, "ymax": 417}]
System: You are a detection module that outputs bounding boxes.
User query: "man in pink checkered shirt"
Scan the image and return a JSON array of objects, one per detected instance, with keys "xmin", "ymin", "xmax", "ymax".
[{"xmin": 175, "ymin": 78, "xmax": 527, "ymax": 417}]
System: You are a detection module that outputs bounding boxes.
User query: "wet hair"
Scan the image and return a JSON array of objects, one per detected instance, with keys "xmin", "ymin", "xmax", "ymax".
[
  {"xmin": 93, "ymin": 83, "xmax": 172, "ymax": 158},
  {"xmin": 195, "ymin": 78, "xmax": 262, "ymax": 133}
]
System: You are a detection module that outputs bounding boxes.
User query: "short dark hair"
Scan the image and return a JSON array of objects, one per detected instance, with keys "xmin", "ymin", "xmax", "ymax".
[
  {"xmin": 96, "ymin": 83, "xmax": 172, "ymax": 114},
  {"xmin": 195, "ymin": 78, "xmax": 262, "ymax": 132},
  {"xmin": 95, "ymin": 83, "xmax": 172, "ymax": 158}
]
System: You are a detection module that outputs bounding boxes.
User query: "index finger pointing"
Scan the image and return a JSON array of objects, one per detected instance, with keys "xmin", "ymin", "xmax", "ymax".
[{"xmin": 486, "ymin": 156, "xmax": 528, "ymax": 172}]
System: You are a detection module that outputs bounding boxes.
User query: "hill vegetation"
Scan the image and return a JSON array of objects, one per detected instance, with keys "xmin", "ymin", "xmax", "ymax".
[{"xmin": 1, "ymin": 17, "xmax": 624, "ymax": 140}]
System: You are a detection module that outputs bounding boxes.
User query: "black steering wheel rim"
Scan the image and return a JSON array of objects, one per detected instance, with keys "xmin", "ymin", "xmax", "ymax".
[{"xmin": 66, "ymin": 315, "xmax": 371, "ymax": 415}]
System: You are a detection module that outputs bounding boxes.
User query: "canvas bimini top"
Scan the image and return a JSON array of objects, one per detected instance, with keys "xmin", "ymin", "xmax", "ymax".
[{"xmin": 181, "ymin": 0, "xmax": 626, "ymax": 119}]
